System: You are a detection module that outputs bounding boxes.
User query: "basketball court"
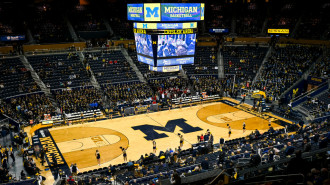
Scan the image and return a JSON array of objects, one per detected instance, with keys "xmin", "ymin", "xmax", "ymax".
[{"xmin": 30, "ymin": 98, "xmax": 290, "ymax": 177}]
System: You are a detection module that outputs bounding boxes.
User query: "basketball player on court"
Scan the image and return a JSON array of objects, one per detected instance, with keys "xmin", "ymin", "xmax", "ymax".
[
  {"xmin": 95, "ymin": 150, "xmax": 101, "ymax": 166},
  {"xmin": 121, "ymin": 146, "xmax": 128, "ymax": 162},
  {"xmin": 243, "ymin": 122, "xmax": 246, "ymax": 133},
  {"xmin": 147, "ymin": 105, "xmax": 150, "ymax": 113},
  {"xmin": 152, "ymin": 140, "xmax": 157, "ymax": 153},
  {"xmin": 228, "ymin": 126, "xmax": 232, "ymax": 138},
  {"xmin": 109, "ymin": 107, "xmax": 113, "ymax": 119},
  {"xmin": 93, "ymin": 111, "xmax": 97, "ymax": 122},
  {"xmin": 80, "ymin": 112, "xmax": 84, "ymax": 124},
  {"xmin": 240, "ymin": 93, "xmax": 246, "ymax": 105},
  {"xmin": 179, "ymin": 134, "xmax": 184, "ymax": 148}
]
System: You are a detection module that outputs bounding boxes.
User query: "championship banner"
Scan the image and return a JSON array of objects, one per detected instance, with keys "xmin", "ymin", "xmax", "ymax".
[
  {"xmin": 149, "ymin": 65, "xmax": 182, "ymax": 72},
  {"xmin": 267, "ymin": 29, "xmax": 290, "ymax": 34},
  {"xmin": 133, "ymin": 22, "xmax": 197, "ymax": 29},
  {"xmin": 128, "ymin": 3, "xmax": 205, "ymax": 22}
]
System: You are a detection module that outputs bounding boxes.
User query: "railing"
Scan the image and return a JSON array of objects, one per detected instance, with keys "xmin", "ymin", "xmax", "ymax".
[
  {"xmin": 4, "ymin": 91, "xmax": 45, "ymax": 100},
  {"xmin": 291, "ymin": 80, "xmax": 329, "ymax": 107},
  {"xmin": 207, "ymin": 169, "xmax": 226, "ymax": 185},
  {"xmin": 25, "ymin": 48, "xmax": 79, "ymax": 55},
  {"xmin": 237, "ymin": 147, "xmax": 329, "ymax": 179},
  {"xmin": 218, "ymin": 47, "xmax": 225, "ymax": 79},
  {"xmin": 83, "ymin": 46, "xmax": 122, "ymax": 52},
  {"xmin": 49, "ymin": 85, "xmax": 94, "ymax": 92},
  {"xmin": 101, "ymin": 80, "xmax": 141, "ymax": 86},
  {"xmin": 280, "ymin": 54, "xmax": 324, "ymax": 99},
  {"xmin": 265, "ymin": 174, "xmax": 304, "ymax": 184},
  {"xmin": 292, "ymin": 80, "xmax": 328, "ymax": 102},
  {"xmin": 252, "ymin": 46, "xmax": 272, "ymax": 86}
]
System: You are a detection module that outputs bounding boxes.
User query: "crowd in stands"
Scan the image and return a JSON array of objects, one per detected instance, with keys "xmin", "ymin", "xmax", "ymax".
[
  {"xmin": 295, "ymin": 1, "xmax": 330, "ymax": 40},
  {"xmin": 0, "ymin": 93, "xmax": 55, "ymax": 124},
  {"xmin": 0, "ymin": 23, "xmax": 15, "ymax": 36},
  {"xmin": 29, "ymin": 5, "xmax": 72, "ymax": 43},
  {"xmin": 70, "ymin": 5, "xmax": 106, "ymax": 32},
  {"xmin": 235, "ymin": 3, "xmax": 266, "ymax": 36},
  {"xmin": 310, "ymin": 51, "xmax": 329, "ymax": 78},
  {"xmin": 0, "ymin": 57, "xmax": 40, "ymax": 99},
  {"xmin": 84, "ymin": 50, "xmax": 139, "ymax": 84},
  {"xmin": 183, "ymin": 46, "xmax": 218, "ymax": 75},
  {"xmin": 0, "ymin": 3, "xmax": 25, "ymax": 39},
  {"xmin": 28, "ymin": 53, "xmax": 91, "ymax": 89},
  {"xmin": 109, "ymin": 18, "xmax": 134, "ymax": 40},
  {"xmin": 103, "ymin": 82, "xmax": 153, "ymax": 108},
  {"xmin": 0, "ymin": 2, "xmax": 329, "ymax": 185},
  {"xmin": 191, "ymin": 76, "xmax": 223, "ymax": 96},
  {"xmin": 54, "ymin": 87, "xmax": 102, "ymax": 113},
  {"xmin": 65, "ymin": 119, "xmax": 329, "ymax": 185},
  {"xmin": 0, "ymin": 0, "xmax": 329, "ymax": 46},
  {"xmin": 253, "ymin": 45, "xmax": 322, "ymax": 101},
  {"xmin": 223, "ymin": 45, "xmax": 268, "ymax": 86},
  {"xmin": 150, "ymin": 77, "xmax": 190, "ymax": 100},
  {"xmin": 0, "ymin": 127, "xmax": 34, "ymax": 183},
  {"xmin": 0, "ymin": 145, "xmax": 15, "ymax": 183},
  {"xmin": 206, "ymin": 2, "xmax": 232, "ymax": 31},
  {"xmin": 266, "ymin": 2, "xmax": 299, "ymax": 32},
  {"xmin": 303, "ymin": 92, "xmax": 330, "ymax": 118}
]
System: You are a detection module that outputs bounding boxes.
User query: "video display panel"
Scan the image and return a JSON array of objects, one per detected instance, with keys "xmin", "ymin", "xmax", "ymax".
[
  {"xmin": 127, "ymin": 4, "xmax": 144, "ymax": 21},
  {"xmin": 161, "ymin": 3, "xmax": 203, "ymax": 21},
  {"xmin": 134, "ymin": 33, "xmax": 153, "ymax": 57},
  {"xmin": 157, "ymin": 57, "xmax": 194, "ymax": 67},
  {"xmin": 127, "ymin": 3, "xmax": 205, "ymax": 22},
  {"xmin": 157, "ymin": 34, "xmax": 196, "ymax": 57}
]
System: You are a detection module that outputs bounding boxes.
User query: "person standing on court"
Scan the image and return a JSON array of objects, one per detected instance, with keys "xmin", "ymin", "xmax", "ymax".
[
  {"xmin": 228, "ymin": 126, "xmax": 232, "ymax": 138},
  {"xmin": 40, "ymin": 148, "xmax": 45, "ymax": 166},
  {"xmin": 179, "ymin": 134, "xmax": 184, "ymax": 148},
  {"xmin": 152, "ymin": 140, "xmax": 157, "ymax": 154},
  {"xmin": 219, "ymin": 137, "xmax": 225, "ymax": 148},
  {"xmin": 243, "ymin": 122, "xmax": 246, "ymax": 133},
  {"xmin": 93, "ymin": 111, "xmax": 97, "ymax": 122},
  {"xmin": 240, "ymin": 93, "xmax": 246, "ymax": 104},
  {"xmin": 121, "ymin": 146, "xmax": 128, "ymax": 162},
  {"xmin": 80, "ymin": 112, "xmax": 84, "ymax": 124},
  {"xmin": 70, "ymin": 163, "xmax": 79, "ymax": 176},
  {"xmin": 95, "ymin": 150, "xmax": 101, "ymax": 166},
  {"xmin": 179, "ymin": 98, "xmax": 183, "ymax": 109},
  {"xmin": 109, "ymin": 107, "xmax": 113, "ymax": 119}
]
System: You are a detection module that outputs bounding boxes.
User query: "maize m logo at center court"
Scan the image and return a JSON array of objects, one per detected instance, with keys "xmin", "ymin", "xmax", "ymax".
[{"xmin": 132, "ymin": 118, "xmax": 202, "ymax": 140}]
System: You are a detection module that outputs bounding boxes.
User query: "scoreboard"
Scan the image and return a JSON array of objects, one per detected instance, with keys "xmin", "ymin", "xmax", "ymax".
[
  {"xmin": 128, "ymin": 3, "xmax": 204, "ymax": 22},
  {"xmin": 133, "ymin": 28, "xmax": 195, "ymax": 35},
  {"xmin": 128, "ymin": 3, "xmax": 204, "ymax": 72}
]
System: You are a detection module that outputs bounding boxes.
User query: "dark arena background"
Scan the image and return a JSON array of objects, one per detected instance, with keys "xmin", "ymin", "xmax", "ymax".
[{"xmin": 0, "ymin": 0, "xmax": 329, "ymax": 185}]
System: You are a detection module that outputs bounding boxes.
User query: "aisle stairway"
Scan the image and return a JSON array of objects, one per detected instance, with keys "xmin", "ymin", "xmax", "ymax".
[
  {"xmin": 19, "ymin": 55, "xmax": 58, "ymax": 107},
  {"xmin": 121, "ymin": 48, "xmax": 147, "ymax": 83}
]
